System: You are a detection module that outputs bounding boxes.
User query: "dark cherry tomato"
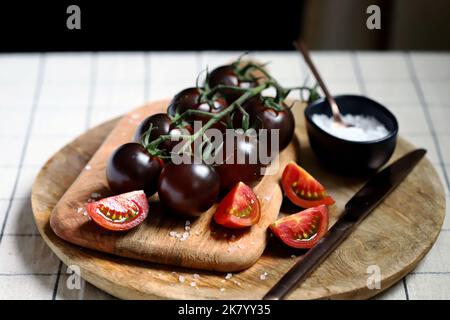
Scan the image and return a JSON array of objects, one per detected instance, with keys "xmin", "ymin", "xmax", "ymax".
[
  {"xmin": 270, "ymin": 205, "xmax": 329, "ymax": 249},
  {"xmin": 106, "ymin": 143, "xmax": 163, "ymax": 196},
  {"xmin": 133, "ymin": 113, "xmax": 193, "ymax": 155},
  {"xmin": 167, "ymin": 87, "xmax": 228, "ymax": 131},
  {"xmin": 162, "ymin": 124, "xmax": 194, "ymax": 154},
  {"xmin": 86, "ymin": 191, "xmax": 149, "ymax": 231},
  {"xmin": 133, "ymin": 113, "xmax": 171, "ymax": 144},
  {"xmin": 234, "ymin": 97, "xmax": 295, "ymax": 152},
  {"xmin": 281, "ymin": 162, "xmax": 335, "ymax": 208},
  {"xmin": 167, "ymin": 87, "xmax": 203, "ymax": 116},
  {"xmin": 214, "ymin": 182, "xmax": 260, "ymax": 229},
  {"xmin": 158, "ymin": 162, "xmax": 220, "ymax": 217},
  {"xmin": 207, "ymin": 65, "xmax": 256, "ymax": 102},
  {"xmin": 215, "ymin": 131, "xmax": 267, "ymax": 191}
]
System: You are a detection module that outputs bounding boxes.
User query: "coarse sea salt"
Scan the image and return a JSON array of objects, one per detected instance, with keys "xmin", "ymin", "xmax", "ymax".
[
  {"xmin": 312, "ymin": 114, "xmax": 389, "ymax": 142},
  {"xmin": 169, "ymin": 231, "xmax": 177, "ymax": 237},
  {"xmin": 90, "ymin": 192, "xmax": 101, "ymax": 199}
]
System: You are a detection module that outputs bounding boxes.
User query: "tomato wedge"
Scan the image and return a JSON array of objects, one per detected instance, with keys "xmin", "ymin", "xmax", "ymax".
[
  {"xmin": 270, "ymin": 205, "xmax": 329, "ymax": 249},
  {"xmin": 281, "ymin": 162, "xmax": 335, "ymax": 208},
  {"xmin": 86, "ymin": 190, "xmax": 149, "ymax": 231},
  {"xmin": 214, "ymin": 182, "xmax": 260, "ymax": 229}
]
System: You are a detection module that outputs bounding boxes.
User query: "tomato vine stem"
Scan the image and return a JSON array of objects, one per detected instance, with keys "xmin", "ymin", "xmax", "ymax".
[
  {"xmin": 179, "ymin": 82, "xmax": 271, "ymax": 154},
  {"xmin": 142, "ymin": 59, "xmax": 321, "ymax": 158}
]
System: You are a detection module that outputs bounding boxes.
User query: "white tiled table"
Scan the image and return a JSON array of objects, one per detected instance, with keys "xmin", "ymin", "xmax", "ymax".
[{"xmin": 0, "ymin": 51, "xmax": 448, "ymax": 300}]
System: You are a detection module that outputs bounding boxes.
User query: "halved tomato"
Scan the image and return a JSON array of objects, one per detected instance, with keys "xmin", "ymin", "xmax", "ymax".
[
  {"xmin": 270, "ymin": 205, "xmax": 329, "ymax": 249},
  {"xmin": 86, "ymin": 190, "xmax": 149, "ymax": 231},
  {"xmin": 281, "ymin": 162, "xmax": 335, "ymax": 208},
  {"xmin": 214, "ymin": 182, "xmax": 260, "ymax": 228}
]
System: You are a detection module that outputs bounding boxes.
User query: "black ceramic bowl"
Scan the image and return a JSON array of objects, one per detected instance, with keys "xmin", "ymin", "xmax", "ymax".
[{"xmin": 304, "ymin": 95, "xmax": 398, "ymax": 175}]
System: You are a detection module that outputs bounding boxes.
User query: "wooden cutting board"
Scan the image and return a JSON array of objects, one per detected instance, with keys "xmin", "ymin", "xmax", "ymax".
[
  {"xmin": 49, "ymin": 100, "xmax": 299, "ymax": 272},
  {"xmin": 32, "ymin": 101, "xmax": 445, "ymax": 299}
]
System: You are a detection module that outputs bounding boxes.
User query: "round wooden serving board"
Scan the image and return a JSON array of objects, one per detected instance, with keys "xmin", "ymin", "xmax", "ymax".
[{"xmin": 31, "ymin": 102, "xmax": 446, "ymax": 300}]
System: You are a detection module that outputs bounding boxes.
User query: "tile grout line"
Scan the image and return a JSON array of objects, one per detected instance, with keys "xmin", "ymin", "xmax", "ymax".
[
  {"xmin": 52, "ymin": 262, "xmax": 63, "ymax": 300},
  {"xmin": 52, "ymin": 52, "xmax": 99, "ymax": 299},
  {"xmin": 144, "ymin": 52, "xmax": 150, "ymax": 102},
  {"xmin": 196, "ymin": 51, "xmax": 203, "ymax": 74},
  {"xmin": 85, "ymin": 53, "xmax": 98, "ymax": 129},
  {"xmin": 405, "ymin": 53, "xmax": 450, "ymax": 299},
  {"xmin": 402, "ymin": 277, "xmax": 410, "ymax": 300},
  {"xmin": 411, "ymin": 271, "xmax": 450, "ymax": 275},
  {"xmin": 351, "ymin": 52, "xmax": 368, "ymax": 95},
  {"xmin": 0, "ymin": 273, "xmax": 58, "ymax": 276},
  {"xmin": 297, "ymin": 50, "xmax": 310, "ymax": 91},
  {"xmin": 0, "ymin": 54, "xmax": 45, "ymax": 244},
  {"xmin": 406, "ymin": 54, "xmax": 450, "ymax": 193},
  {"xmin": 2, "ymin": 234, "xmax": 41, "ymax": 237},
  {"xmin": 354, "ymin": 53, "xmax": 407, "ymax": 300},
  {"xmin": 353, "ymin": 51, "xmax": 410, "ymax": 300}
]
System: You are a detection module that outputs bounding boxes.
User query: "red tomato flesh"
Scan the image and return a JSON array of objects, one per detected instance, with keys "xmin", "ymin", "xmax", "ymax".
[
  {"xmin": 281, "ymin": 162, "xmax": 335, "ymax": 208},
  {"xmin": 86, "ymin": 190, "xmax": 149, "ymax": 231},
  {"xmin": 270, "ymin": 205, "xmax": 329, "ymax": 249},
  {"xmin": 214, "ymin": 182, "xmax": 260, "ymax": 229}
]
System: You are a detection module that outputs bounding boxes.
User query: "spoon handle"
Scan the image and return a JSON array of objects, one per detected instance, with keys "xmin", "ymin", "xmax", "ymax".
[{"xmin": 294, "ymin": 41, "xmax": 343, "ymax": 123}]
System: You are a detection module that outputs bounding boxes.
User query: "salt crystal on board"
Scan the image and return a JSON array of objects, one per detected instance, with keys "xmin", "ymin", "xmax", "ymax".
[
  {"xmin": 169, "ymin": 231, "xmax": 177, "ymax": 237},
  {"xmin": 311, "ymin": 114, "xmax": 389, "ymax": 142},
  {"xmin": 180, "ymin": 231, "xmax": 190, "ymax": 241},
  {"xmin": 90, "ymin": 192, "xmax": 101, "ymax": 199},
  {"xmin": 178, "ymin": 275, "xmax": 185, "ymax": 283},
  {"xmin": 225, "ymin": 273, "xmax": 233, "ymax": 280}
]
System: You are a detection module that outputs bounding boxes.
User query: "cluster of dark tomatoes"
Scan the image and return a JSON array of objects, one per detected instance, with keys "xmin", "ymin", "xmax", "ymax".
[
  {"xmin": 87, "ymin": 60, "xmax": 336, "ymax": 249},
  {"xmin": 105, "ymin": 63, "xmax": 295, "ymax": 215}
]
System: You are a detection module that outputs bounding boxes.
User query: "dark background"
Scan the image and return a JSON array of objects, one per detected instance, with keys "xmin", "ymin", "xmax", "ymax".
[{"xmin": 1, "ymin": 0, "xmax": 449, "ymax": 52}]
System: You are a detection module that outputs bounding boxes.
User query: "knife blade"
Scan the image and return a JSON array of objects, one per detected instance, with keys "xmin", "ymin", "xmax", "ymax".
[{"xmin": 263, "ymin": 149, "xmax": 427, "ymax": 300}]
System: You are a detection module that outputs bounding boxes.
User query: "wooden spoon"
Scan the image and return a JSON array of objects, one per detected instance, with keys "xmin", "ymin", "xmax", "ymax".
[{"xmin": 294, "ymin": 41, "xmax": 351, "ymax": 128}]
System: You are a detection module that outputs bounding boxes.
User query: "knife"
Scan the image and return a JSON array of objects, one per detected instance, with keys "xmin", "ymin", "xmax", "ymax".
[{"xmin": 263, "ymin": 149, "xmax": 427, "ymax": 300}]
